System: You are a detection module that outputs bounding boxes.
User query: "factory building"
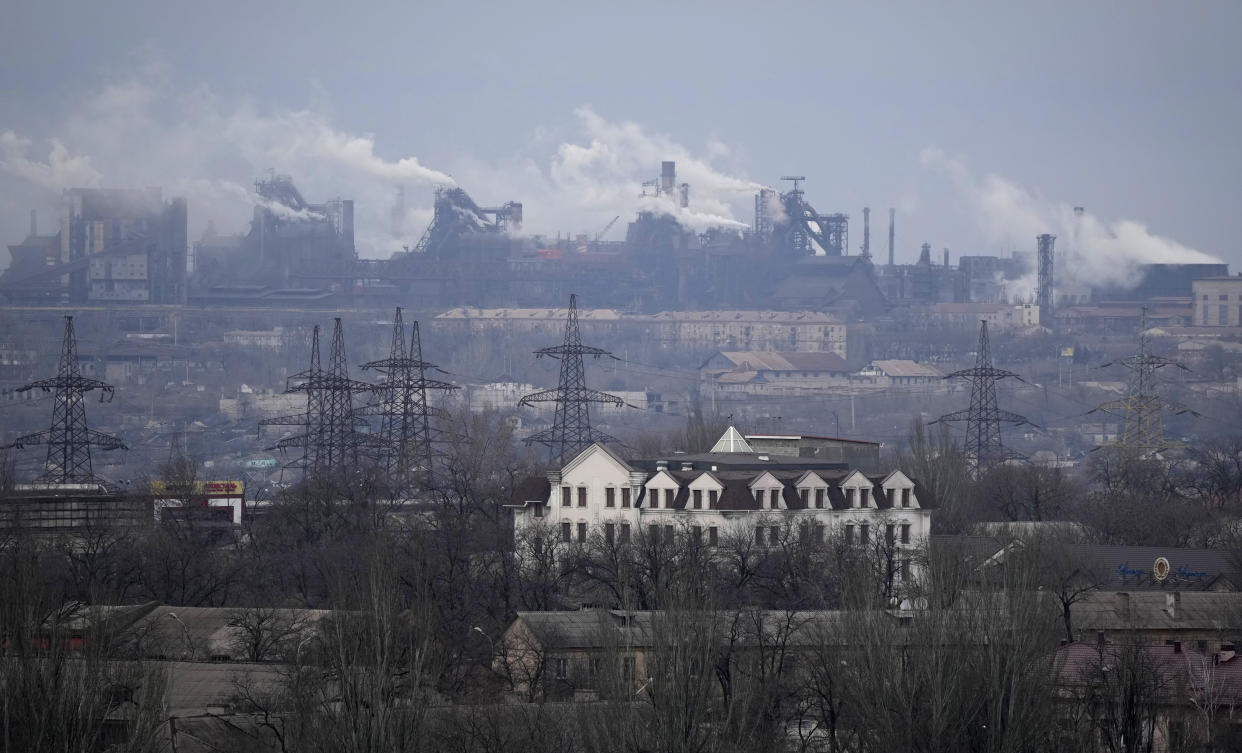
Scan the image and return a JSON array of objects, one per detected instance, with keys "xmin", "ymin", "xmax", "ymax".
[
  {"xmin": 0, "ymin": 189, "xmax": 188, "ymax": 304},
  {"xmin": 1191, "ymin": 277, "xmax": 1242, "ymax": 327}
]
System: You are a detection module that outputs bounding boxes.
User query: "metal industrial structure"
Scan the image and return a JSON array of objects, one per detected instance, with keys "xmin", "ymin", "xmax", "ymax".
[
  {"xmin": 4, "ymin": 316, "xmax": 126, "ymax": 485},
  {"xmin": 772, "ymin": 176, "xmax": 849, "ymax": 258},
  {"xmin": 934, "ymin": 320, "xmax": 1030, "ymax": 471},
  {"xmin": 360, "ymin": 308, "xmax": 457, "ymax": 494},
  {"xmin": 1036, "ymin": 233, "xmax": 1056, "ymax": 327},
  {"xmin": 259, "ymin": 319, "xmax": 380, "ymax": 480},
  {"xmin": 519, "ymin": 294, "xmax": 626, "ymax": 463},
  {"xmin": 1092, "ymin": 309, "xmax": 1193, "ymax": 455}
]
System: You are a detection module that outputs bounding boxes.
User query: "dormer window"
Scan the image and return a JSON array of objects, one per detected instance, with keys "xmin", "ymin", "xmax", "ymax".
[
  {"xmin": 771, "ymin": 489, "xmax": 782, "ymax": 508},
  {"xmin": 578, "ymin": 487, "xmax": 587, "ymax": 507},
  {"xmin": 901, "ymin": 488, "xmax": 911, "ymax": 508},
  {"xmin": 664, "ymin": 489, "xmax": 675, "ymax": 508},
  {"xmin": 800, "ymin": 488, "xmax": 809, "ymax": 506},
  {"xmin": 755, "ymin": 489, "xmax": 765, "ymax": 507},
  {"xmin": 861, "ymin": 488, "xmax": 870, "ymax": 507},
  {"xmin": 887, "ymin": 488, "xmax": 895, "ymax": 506},
  {"xmin": 815, "ymin": 488, "xmax": 825, "ymax": 509},
  {"xmin": 693, "ymin": 490, "xmax": 702, "ymax": 509},
  {"xmin": 847, "ymin": 488, "xmax": 856, "ymax": 507},
  {"xmin": 709, "ymin": 490, "xmax": 718, "ymax": 508}
]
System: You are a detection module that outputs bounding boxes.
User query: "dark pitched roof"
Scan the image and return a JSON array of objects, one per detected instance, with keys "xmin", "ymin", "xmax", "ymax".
[{"xmin": 508, "ymin": 476, "xmax": 550, "ymax": 507}]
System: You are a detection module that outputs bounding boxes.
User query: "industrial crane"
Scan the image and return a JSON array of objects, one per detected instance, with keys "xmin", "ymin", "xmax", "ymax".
[{"xmin": 595, "ymin": 215, "xmax": 620, "ymax": 241}]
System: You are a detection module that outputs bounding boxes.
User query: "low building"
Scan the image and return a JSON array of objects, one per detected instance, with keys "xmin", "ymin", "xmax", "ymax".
[
  {"xmin": 700, "ymin": 351, "xmax": 854, "ymax": 396},
  {"xmin": 918, "ymin": 302, "xmax": 1040, "ymax": 332},
  {"xmin": 0, "ymin": 485, "xmax": 152, "ymax": 533},
  {"xmin": 854, "ymin": 359, "xmax": 945, "ymax": 386},
  {"xmin": 744, "ymin": 433, "xmax": 882, "ymax": 471}
]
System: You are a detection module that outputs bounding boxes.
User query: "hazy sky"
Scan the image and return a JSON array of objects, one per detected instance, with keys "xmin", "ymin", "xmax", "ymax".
[{"xmin": 1, "ymin": 0, "xmax": 1239, "ymax": 281}]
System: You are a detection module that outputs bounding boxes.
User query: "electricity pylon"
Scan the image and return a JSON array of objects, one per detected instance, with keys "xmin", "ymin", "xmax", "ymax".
[
  {"xmin": 1092, "ymin": 308, "xmax": 1193, "ymax": 456},
  {"xmin": 260, "ymin": 319, "xmax": 379, "ymax": 479},
  {"xmin": 934, "ymin": 320, "xmax": 1030, "ymax": 472},
  {"xmin": 4, "ymin": 316, "xmax": 126, "ymax": 485},
  {"xmin": 519, "ymin": 294, "xmax": 626, "ymax": 464},
  {"xmin": 360, "ymin": 308, "xmax": 457, "ymax": 495}
]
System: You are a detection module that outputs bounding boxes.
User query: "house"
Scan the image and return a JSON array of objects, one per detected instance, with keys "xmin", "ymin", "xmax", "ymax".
[
  {"xmin": 854, "ymin": 359, "xmax": 945, "ymax": 386},
  {"xmin": 700, "ymin": 351, "xmax": 854, "ymax": 396},
  {"xmin": 507, "ymin": 428, "xmax": 934, "ymax": 590}
]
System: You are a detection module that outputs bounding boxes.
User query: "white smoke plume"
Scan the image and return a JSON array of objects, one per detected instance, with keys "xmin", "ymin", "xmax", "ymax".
[
  {"xmin": 0, "ymin": 64, "xmax": 766, "ymax": 264},
  {"xmin": 920, "ymin": 147, "xmax": 1220, "ymax": 298}
]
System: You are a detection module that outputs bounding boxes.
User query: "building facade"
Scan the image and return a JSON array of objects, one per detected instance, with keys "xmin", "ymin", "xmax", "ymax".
[
  {"xmin": 1192, "ymin": 277, "xmax": 1242, "ymax": 327},
  {"xmin": 507, "ymin": 429, "xmax": 933, "ymax": 583}
]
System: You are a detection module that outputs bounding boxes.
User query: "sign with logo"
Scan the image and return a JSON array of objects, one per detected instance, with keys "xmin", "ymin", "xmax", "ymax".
[
  {"xmin": 1153, "ymin": 557, "xmax": 1170, "ymax": 581},
  {"xmin": 150, "ymin": 480, "xmax": 244, "ymax": 497}
]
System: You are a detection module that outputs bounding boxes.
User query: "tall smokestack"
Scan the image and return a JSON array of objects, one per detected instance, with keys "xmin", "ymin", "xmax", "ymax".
[
  {"xmin": 30, "ymin": 209, "xmax": 37, "ymax": 238},
  {"xmin": 943, "ymin": 248, "xmax": 950, "ymax": 268},
  {"xmin": 1037, "ymin": 234, "xmax": 1056, "ymax": 327},
  {"xmin": 660, "ymin": 161, "xmax": 676, "ymax": 195},
  {"xmin": 887, "ymin": 208, "xmax": 895, "ymax": 266},
  {"xmin": 678, "ymin": 183, "xmax": 689, "ymax": 209},
  {"xmin": 862, "ymin": 207, "xmax": 871, "ymax": 258}
]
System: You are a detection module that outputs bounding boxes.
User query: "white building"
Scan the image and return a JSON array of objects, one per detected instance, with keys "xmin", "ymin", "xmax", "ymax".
[{"xmin": 507, "ymin": 428, "xmax": 934, "ymax": 584}]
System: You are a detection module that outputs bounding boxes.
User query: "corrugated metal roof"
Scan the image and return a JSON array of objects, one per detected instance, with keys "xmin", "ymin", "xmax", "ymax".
[{"xmin": 870, "ymin": 360, "xmax": 945, "ymax": 378}]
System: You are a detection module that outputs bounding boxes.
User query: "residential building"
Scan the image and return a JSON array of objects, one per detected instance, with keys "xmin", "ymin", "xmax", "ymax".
[
  {"xmin": 507, "ymin": 428, "xmax": 934, "ymax": 585},
  {"xmin": 700, "ymin": 351, "xmax": 854, "ymax": 396},
  {"xmin": 854, "ymin": 359, "xmax": 945, "ymax": 386}
]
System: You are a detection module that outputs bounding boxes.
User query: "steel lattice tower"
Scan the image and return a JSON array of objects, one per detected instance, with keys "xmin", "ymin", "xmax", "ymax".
[
  {"xmin": 260, "ymin": 319, "xmax": 379, "ymax": 479},
  {"xmin": 519, "ymin": 294, "xmax": 626, "ymax": 463},
  {"xmin": 934, "ymin": 320, "xmax": 1030, "ymax": 471},
  {"xmin": 5, "ymin": 316, "xmax": 126, "ymax": 484},
  {"xmin": 1092, "ymin": 308, "xmax": 1191, "ymax": 455},
  {"xmin": 360, "ymin": 308, "xmax": 457, "ymax": 494}
]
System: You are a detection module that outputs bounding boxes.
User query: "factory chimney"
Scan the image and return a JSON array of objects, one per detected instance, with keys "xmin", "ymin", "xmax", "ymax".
[
  {"xmin": 660, "ymin": 161, "xmax": 676, "ymax": 195},
  {"xmin": 1037, "ymin": 234, "xmax": 1056, "ymax": 327},
  {"xmin": 30, "ymin": 209, "xmax": 37, "ymax": 238},
  {"xmin": 887, "ymin": 208, "xmax": 896, "ymax": 266},
  {"xmin": 943, "ymin": 248, "xmax": 950, "ymax": 268},
  {"xmin": 679, "ymin": 183, "xmax": 689, "ymax": 209},
  {"xmin": 862, "ymin": 207, "xmax": 871, "ymax": 258}
]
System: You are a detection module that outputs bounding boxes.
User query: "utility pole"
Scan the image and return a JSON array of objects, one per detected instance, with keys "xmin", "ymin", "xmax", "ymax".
[
  {"xmin": 4, "ymin": 316, "xmax": 126, "ymax": 485},
  {"xmin": 1091, "ymin": 308, "xmax": 1193, "ymax": 456},
  {"xmin": 360, "ymin": 308, "xmax": 457, "ymax": 495},
  {"xmin": 519, "ymin": 294, "xmax": 627, "ymax": 464},
  {"xmin": 933, "ymin": 320, "xmax": 1030, "ymax": 473}
]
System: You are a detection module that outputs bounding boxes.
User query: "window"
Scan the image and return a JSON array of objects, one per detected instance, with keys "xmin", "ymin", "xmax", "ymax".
[
  {"xmin": 709, "ymin": 526, "xmax": 718, "ymax": 546},
  {"xmin": 755, "ymin": 489, "xmax": 765, "ymax": 507},
  {"xmin": 606, "ymin": 487, "xmax": 615, "ymax": 508},
  {"xmin": 562, "ymin": 487, "xmax": 571, "ymax": 507},
  {"xmin": 605, "ymin": 522, "xmax": 615, "ymax": 544},
  {"xmin": 577, "ymin": 522, "xmax": 587, "ymax": 543},
  {"xmin": 561, "ymin": 522, "xmax": 571, "ymax": 542},
  {"xmin": 620, "ymin": 523, "xmax": 631, "ymax": 543},
  {"xmin": 815, "ymin": 488, "xmax": 825, "ymax": 509},
  {"xmin": 556, "ymin": 658, "xmax": 568, "ymax": 680},
  {"xmin": 1221, "ymin": 304, "xmax": 1230, "ymax": 326},
  {"xmin": 845, "ymin": 524, "xmax": 855, "ymax": 544},
  {"xmin": 693, "ymin": 489, "xmax": 702, "ymax": 509},
  {"xmin": 755, "ymin": 526, "xmax": 765, "ymax": 546},
  {"xmin": 664, "ymin": 525, "xmax": 674, "ymax": 543},
  {"xmin": 887, "ymin": 488, "xmax": 895, "ymax": 506},
  {"xmin": 709, "ymin": 490, "xmax": 719, "ymax": 508},
  {"xmin": 815, "ymin": 524, "xmax": 825, "ymax": 543},
  {"xmin": 901, "ymin": 559, "xmax": 911, "ymax": 582},
  {"xmin": 800, "ymin": 488, "xmax": 809, "ymax": 506},
  {"xmin": 901, "ymin": 523, "xmax": 911, "ymax": 544},
  {"xmin": 664, "ymin": 489, "xmax": 675, "ymax": 509},
  {"xmin": 901, "ymin": 488, "xmax": 911, "ymax": 508},
  {"xmin": 886, "ymin": 524, "xmax": 895, "ymax": 546},
  {"xmin": 770, "ymin": 526, "xmax": 779, "ymax": 544},
  {"xmin": 533, "ymin": 504, "xmax": 544, "ymax": 518},
  {"xmin": 692, "ymin": 525, "xmax": 702, "ymax": 543},
  {"xmin": 578, "ymin": 487, "xmax": 587, "ymax": 507},
  {"xmin": 861, "ymin": 488, "xmax": 870, "ymax": 507},
  {"xmin": 847, "ymin": 488, "xmax": 856, "ymax": 507},
  {"xmin": 649, "ymin": 524, "xmax": 660, "ymax": 541},
  {"xmin": 622, "ymin": 487, "xmax": 631, "ymax": 508},
  {"xmin": 861, "ymin": 524, "xmax": 870, "ymax": 545}
]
